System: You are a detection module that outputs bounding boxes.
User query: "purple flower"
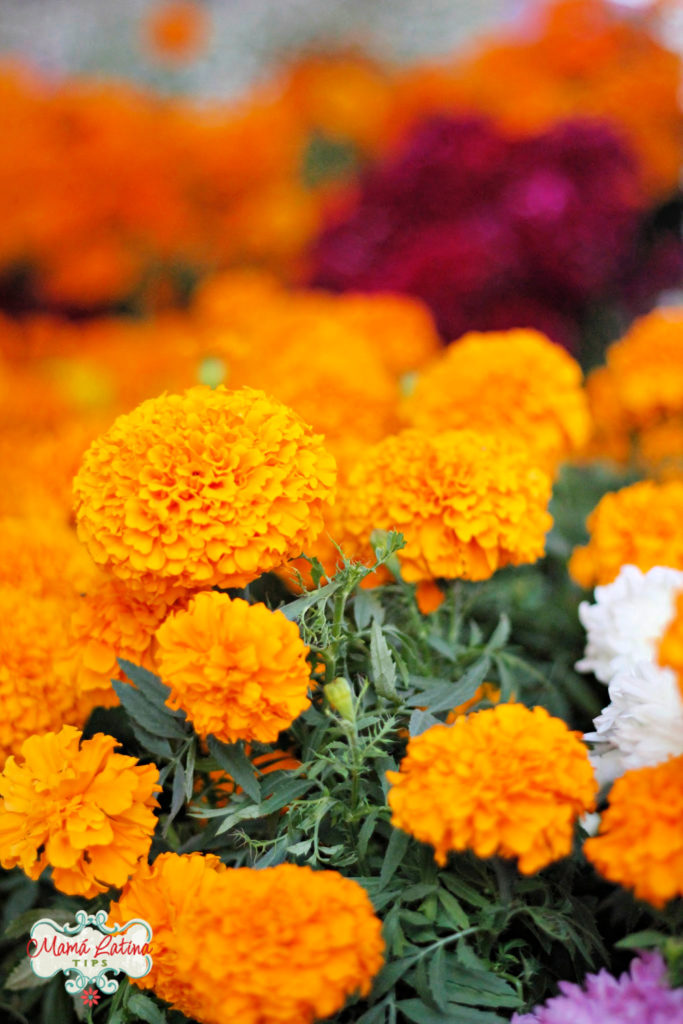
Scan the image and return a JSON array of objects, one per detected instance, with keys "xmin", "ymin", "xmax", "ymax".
[{"xmin": 512, "ymin": 952, "xmax": 683, "ymax": 1024}]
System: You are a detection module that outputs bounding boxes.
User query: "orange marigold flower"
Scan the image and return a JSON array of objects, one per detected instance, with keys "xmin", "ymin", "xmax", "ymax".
[
  {"xmin": 73, "ymin": 385, "xmax": 336, "ymax": 600},
  {"xmin": 658, "ymin": 590, "xmax": 683, "ymax": 699},
  {"xmin": 67, "ymin": 578, "xmax": 178, "ymax": 710},
  {"xmin": 116, "ymin": 860, "xmax": 384, "ymax": 1024},
  {"xmin": 387, "ymin": 704, "xmax": 597, "ymax": 872},
  {"xmin": 0, "ymin": 516, "xmax": 97, "ymax": 601},
  {"xmin": 584, "ymin": 755, "xmax": 683, "ymax": 907},
  {"xmin": 332, "ymin": 292, "xmax": 441, "ymax": 378},
  {"xmin": 342, "ymin": 429, "xmax": 553, "ymax": 586},
  {"xmin": 155, "ymin": 592, "xmax": 311, "ymax": 743},
  {"xmin": 109, "ymin": 852, "xmax": 226, "ymax": 1002},
  {"xmin": 402, "ymin": 329, "xmax": 590, "ymax": 472},
  {"xmin": 0, "ymin": 586, "xmax": 82, "ymax": 767},
  {"xmin": 0, "ymin": 726, "xmax": 160, "ymax": 897},
  {"xmin": 145, "ymin": 1, "xmax": 208, "ymax": 63},
  {"xmin": 569, "ymin": 480, "xmax": 683, "ymax": 587}
]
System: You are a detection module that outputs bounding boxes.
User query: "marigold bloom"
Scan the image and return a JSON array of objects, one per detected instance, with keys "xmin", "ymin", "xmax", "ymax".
[
  {"xmin": 0, "ymin": 726, "xmax": 160, "ymax": 897},
  {"xmin": 584, "ymin": 755, "xmax": 683, "ymax": 907},
  {"xmin": 155, "ymin": 593, "xmax": 311, "ymax": 743},
  {"xmin": 0, "ymin": 587, "xmax": 82, "ymax": 767},
  {"xmin": 74, "ymin": 385, "xmax": 336, "ymax": 600},
  {"xmin": 116, "ymin": 860, "xmax": 384, "ymax": 1024},
  {"xmin": 0, "ymin": 516, "xmax": 96, "ymax": 601},
  {"xmin": 569, "ymin": 480, "xmax": 683, "ymax": 587},
  {"xmin": 145, "ymin": 2, "xmax": 208, "ymax": 62},
  {"xmin": 402, "ymin": 329, "xmax": 590, "ymax": 471},
  {"xmin": 387, "ymin": 704, "xmax": 597, "ymax": 872},
  {"xmin": 343, "ymin": 429, "xmax": 553, "ymax": 587},
  {"xmin": 67, "ymin": 579, "xmax": 178, "ymax": 709},
  {"xmin": 658, "ymin": 589, "xmax": 683, "ymax": 699},
  {"xmin": 109, "ymin": 852, "xmax": 226, "ymax": 1002}
]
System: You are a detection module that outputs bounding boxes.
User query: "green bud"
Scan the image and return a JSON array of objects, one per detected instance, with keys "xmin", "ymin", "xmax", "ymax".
[
  {"xmin": 324, "ymin": 677, "xmax": 355, "ymax": 723},
  {"xmin": 198, "ymin": 355, "xmax": 227, "ymax": 389}
]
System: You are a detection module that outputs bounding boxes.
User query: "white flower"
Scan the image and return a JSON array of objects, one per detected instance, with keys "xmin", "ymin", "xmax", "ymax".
[
  {"xmin": 576, "ymin": 564, "xmax": 683, "ymax": 684},
  {"xmin": 584, "ymin": 660, "xmax": 683, "ymax": 785}
]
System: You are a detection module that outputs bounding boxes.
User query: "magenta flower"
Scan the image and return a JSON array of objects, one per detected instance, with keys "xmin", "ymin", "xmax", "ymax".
[{"xmin": 512, "ymin": 952, "xmax": 683, "ymax": 1023}]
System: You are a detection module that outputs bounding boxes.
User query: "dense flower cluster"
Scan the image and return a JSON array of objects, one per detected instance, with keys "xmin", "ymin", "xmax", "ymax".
[
  {"xmin": 569, "ymin": 481, "xmax": 683, "ymax": 588},
  {"xmin": 0, "ymin": 726, "xmax": 160, "ymax": 897},
  {"xmin": 343, "ymin": 429, "xmax": 553, "ymax": 587},
  {"xmin": 402, "ymin": 328, "xmax": 590, "ymax": 471},
  {"xmin": 310, "ymin": 115, "xmax": 674, "ymax": 346},
  {"xmin": 155, "ymin": 593, "xmax": 312, "ymax": 743},
  {"xmin": 387, "ymin": 705, "xmax": 597, "ymax": 872},
  {"xmin": 111, "ymin": 858, "xmax": 385, "ymax": 1024},
  {"xmin": 584, "ymin": 755, "xmax": 683, "ymax": 907},
  {"xmin": 74, "ymin": 385, "xmax": 336, "ymax": 599},
  {"xmin": 586, "ymin": 308, "xmax": 683, "ymax": 474},
  {"xmin": 576, "ymin": 564, "xmax": 683, "ymax": 683},
  {"xmin": 512, "ymin": 951, "xmax": 683, "ymax": 1023}
]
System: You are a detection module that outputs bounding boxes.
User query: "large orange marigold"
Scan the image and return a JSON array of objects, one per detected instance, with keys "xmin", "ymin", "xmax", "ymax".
[
  {"xmin": 155, "ymin": 592, "xmax": 312, "ymax": 743},
  {"xmin": 343, "ymin": 429, "xmax": 553, "ymax": 586},
  {"xmin": 115, "ymin": 860, "xmax": 384, "ymax": 1024},
  {"xmin": 387, "ymin": 704, "xmax": 597, "ymax": 873},
  {"xmin": 584, "ymin": 755, "xmax": 683, "ymax": 907},
  {"xmin": 402, "ymin": 329, "xmax": 590, "ymax": 472},
  {"xmin": 569, "ymin": 480, "xmax": 683, "ymax": 588},
  {"xmin": 0, "ymin": 726, "xmax": 160, "ymax": 897},
  {"xmin": 73, "ymin": 385, "xmax": 336, "ymax": 600}
]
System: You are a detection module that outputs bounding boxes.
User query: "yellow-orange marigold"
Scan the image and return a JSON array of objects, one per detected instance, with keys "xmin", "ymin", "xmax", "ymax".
[
  {"xmin": 0, "ymin": 586, "xmax": 82, "ymax": 767},
  {"xmin": 402, "ymin": 329, "xmax": 590, "ymax": 472},
  {"xmin": 145, "ymin": 1, "xmax": 208, "ymax": 62},
  {"xmin": 387, "ymin": 704, "xmax": 597, "ymax": 872},
  {"xmin": 67, "ymin": 578, "xmax": 178, "ymax": 710},
  {"xmin": 0, "ymin": 726, "xmax": 160, "ymax": 897},
  {"xmin": 584, "ymin": 755, "xmax": 683, "ymax": 907},
  {"xmin": 109, "ymin": 852, "xmax": 226, "ymax": 1004},
  {"xmin": 0, "ymin": 516, "xmax": 97, "ymax": 601},
  {"xmin": 658, "ymin": 590, "xmax": 683, "ymax": 699},
  {"xmin": 73, "ymin": 385, "xmax": 336, "ymax": 600},
  {"xmin": 342, "ymin": 429, "xmax": 553, "ymax": 586},
  {"xmin": 155, "ymin": 592, "xmax": 311, "ymax": 743},
  {"xmin": 569, "ymin": 480, "xmax": 683, "ymax": 588},
  {"xmin": 116, "ymin": 860, "xmax": 384, "ymax": 1024}
]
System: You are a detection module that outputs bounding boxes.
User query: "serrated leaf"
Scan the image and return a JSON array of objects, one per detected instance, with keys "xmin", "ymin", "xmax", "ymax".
[
  {"xmin": 4, "ymin": 907, "xmax": 75, "ymax": 940},
  {"xmin": 408, "ymin": 660, "xmax": 490, "ymax": 715},
  {"xmin": 164, "ymin": 760, "xmax": 186, "ymax": 835},
  {"xmin": 379, "ymin": 829, "xmax": 410, "ymax": 889},
  {"xmin": 485, "ymin": 614, "xmax": 511, "ymax": 651},
  {"xmin": 354, "ymin": 589, "xmax": 385, "ymax": 631},
  {"xmin": 395, "ymin": 999, "xmax": 462, "ymax": 1023},
  {"xmin": 287, "ymin": 839, "xmax": 313, "ymax": 857},
  {"xmin": 358, "ymin": 810, "xmax": 380, "ymax": 862},
  {"xmin": 259, "ymin": 776, "xmax": 315, "ymax": 814},
  {"xmin": 117, "ymin": 659, "xmax": 173, "ymax": 705},
  {"xmin": 207, "ymin": 736, "xmax": 260, "ymax": 803},
  {"xmin": 280, "ymin": 578, "xmax": 343, "ymax": 622},
  {"xmin": 129, "ymin": 722, "xmax": 174, "ymax": 761},
  {"xmin": 428, "ymin": 947, "xmax": 448, "ymax": 1010},
  {"xmin": 112, "ymin": 679, "xmax": 187, "ymax": 740},
  {"xmin": 409, "ymin": 709, "xmax": 441, "ymax": 736},
  {"xmin": 371, "ymin": 621, "xmax": 397, "ymax": 698},
  {"xmin": 438, "ymin": 890, "xmax": 469, "ymax": 929},
  {"xmin": 215, "ymin": 803, "xmax": 264, "ymax": 835},
  {"xmin": 370, "ymin": 958, "xmax": 416, "ymax": 1002},
  {"xmin": 184, "ymin": 741, "xmax": 196, "ymax": 802},
  {"xmin": 127, "ymin": 991, "xmax": 168, "ymax": 1024},
  {"xmin": 616, "ymin": 930, "xmax": 667, "ymax": 950},
  {"xmin": 5, "ymin": 958, "xmax": 51, "ymax": 991}
]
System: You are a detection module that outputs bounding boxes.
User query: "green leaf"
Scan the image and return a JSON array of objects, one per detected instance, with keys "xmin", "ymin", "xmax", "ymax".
[
  {"xmin": 395, "ymin": 999, "xmax": 462, "ymax": 1023},
  {"xmin": 408, "ymin": 660, "xmax": 490, "ymax": 715},
  {"xmin": 485, "ymin": 614, "xmax": 511, "ymax": 651},
  {"xmin": 214, "ymin": 803, "xmax": 264, "ymax": 835},
  {"xmin": 258, "ymin": 776, "xmax": 315, "ymax": 814},
  {"xmin": 112, "ymin": 679, "xmax": 187, "ymax": 740},
  {"xmin": 207, "ymin": 737, "xmax": 261, "ymax": 803},
  {"xmin": 616, "ymin": 930, "xmax": 668, "ymax": 950},
  {"xmin": 437, "ymin": 891, "xmax": 469, "ymax": 930},
  {"xmin": 280, "ymin": 578, "xmax": 343, "ymax": 622},
  {"xmin": 117, "ymin": 659, "xmax": 172, "ymax": 704},
  {"xmin": 379, "ymin": 829, "xmax": 410, "ymax": 889},
  {"xmin": 371, "ymin": 620, "xmax": 398, "ymax": 699},
  {"xmin": 129, "ymin": 723, "xmax": 174, "ymax": 761},
  {"xmin": 126, "ymin": 991, "xmax": 168, "ymax": 1024},
  {"xmin": 4, "ymin": 907, "xmax": 75, "ymax": 940},
  {"xmin": 428, "ymin": 947, "xmax": 448, "ymax": 1010},
  {"xmin": 5, "ymin": 959, "xmax": 50, "ymax": 991},
  {"xmin": 184, "ymin": 741, "xmax": 196, "ymax": 802},
  {"xmin": 164, "ymin": 761, "xmax": 186, "ymax": 836},
  {"xmin": 370, "ymin": 958, "xmax": 415, "ymax": 1002}
]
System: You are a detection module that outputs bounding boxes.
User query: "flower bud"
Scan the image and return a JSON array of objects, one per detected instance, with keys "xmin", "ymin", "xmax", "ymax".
[{"xmin": 324, "ymin": 677, "xmax": 355, "ymax": 723}]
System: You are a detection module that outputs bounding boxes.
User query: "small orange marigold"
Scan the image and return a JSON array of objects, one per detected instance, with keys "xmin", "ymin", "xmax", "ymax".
[
  {"xmin": 569, "ymin": 480, "xmax": 683, "ymax": 587},
  {"xmin": 343, "ymin": 429, "xmax": 553, "ymax": 586},
  {"xmin": 658, "ymin": 590, "xmax": 683, "ymax": 698},
  {"xmin": 73, "ymin": 385, "xmax": 336, "ymax": 600},
  {"xmin": 402, "ymin": 329, "xmax": 591, "ymax": 472},
  {"xmin": 584, "ymin": 755, "xmax": 683, "ymax": 908},
  {"xmin": 0, "ymin": 726, "xmax": 160, "ymax": 897},
  {"xmin": 387, "ymin": 704, "xmax": 597, "ymax": 873},
  {"xmin": 155, "ymin": 592, "xmax": 311, "ymax": 743}
]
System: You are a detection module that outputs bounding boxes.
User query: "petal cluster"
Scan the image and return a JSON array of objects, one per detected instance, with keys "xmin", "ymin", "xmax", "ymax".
[
  {"xmin": 111, "ymin": 856, "xmax": 385, "ymax": 1024},
  {"xmin": 387, "ymin": 704, "xmax": 597, "ymax": 873},
  {"xmin": 155, "ymin": 592, "xmax": 312, "ymax": 743},
  {"xmin": 0, "ymin": 726, "xmax": 160, "ymax": 897},
  {"xmin": 402, "ymin": 329, "xmax": 590, "ymax": 472},
  {"xmin": 73, "ymin": 385, "xmax": 337, "ymax": 599},
  {"xmin": 584, "ymin": 755, "xmax": 683, "ymax": 907},
  {"xmin": 343, "ymin": 429, "xmax": 553, "ymax": 585},
  {"xmin": 569, "ymin": 480, "xmax": 683, "ymax": 588},
  {"xmin": 512, "ymin": 951, "xmax": 683, "ymax": 1024}
]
